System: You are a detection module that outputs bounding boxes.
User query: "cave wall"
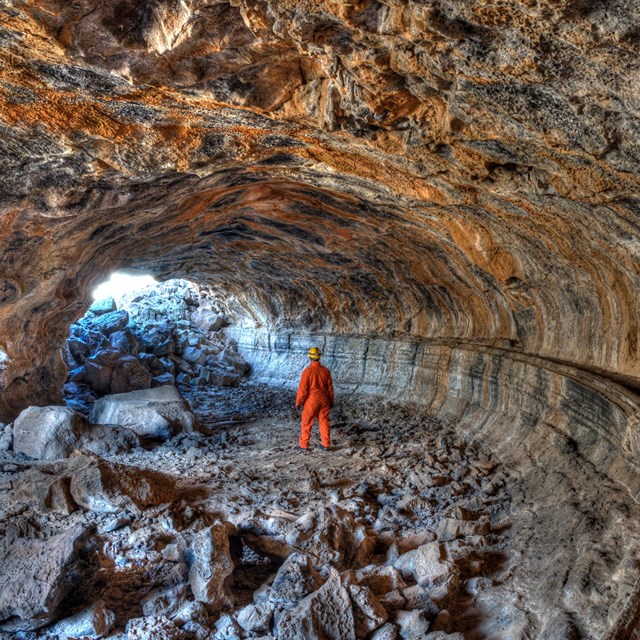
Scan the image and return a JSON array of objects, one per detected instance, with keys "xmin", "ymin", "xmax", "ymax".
[
  {"xmin": 231, "ymin": 326, "xmax": 640, "ymax": 493},
  {"xmin": 1, "ymin": 1, "xmax": 640, "ymax": 633}
]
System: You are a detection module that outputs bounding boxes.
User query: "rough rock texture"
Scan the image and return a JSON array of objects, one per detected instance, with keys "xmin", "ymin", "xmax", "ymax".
[
  {"xmin": 0, "ymin": 385, "xmax": 638, "ymax": 638},
  {"xmin": 2, "ymin": 0, "xmax": 640, "ymax": 417},
  {"xmin": 1, "ymin": 0, "xmax": 640, "ymax": 637},
  {"xmin": 45, "ymin": 600, "xmax": 116, "ymax": 639},
  {"xmin": 269, "ymin": 552, "xmax": 323, "ymax": 608},
  {"xmin": 12, "ymin": 404, "xmax": 140, "ymax": 459},
  {"xmin": 394, "ymin": 542, "xmax": 453, "ymax": 588},
  {"xmin": 13, "ymin": 405, "xmax": 91, "ymax": 459},
  {"xmin": 68, "ymin": 450, "xmax": 179, "ymax": 513},
  {"xmin": 276, "ymin": 569, "xmax": 356, "ymax": 640},
  {"xmin": 0, "ymin": 525, "xmax": 94, "ymax": 631},
  {"xmin": 188, "ymin": 523, "xmax": 236, "ymax": 613},
  {"xmin": 89, "ymin": 385, "xmax": 196, "ymax": 440},
  {"xmin": 64, "ymin": 279, "xmax": 247, "ymax": 411}
]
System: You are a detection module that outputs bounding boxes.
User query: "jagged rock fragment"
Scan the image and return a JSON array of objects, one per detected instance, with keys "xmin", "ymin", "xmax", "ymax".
[
  {"xmin": 394, "ymin": 542, "xmax": 453, "ymax": 587},
  {"xmin": 348, "ymin": 584, "xmax": 388, "ymax": 638},
  {"xmin": 89, "ymin": 385, "xmax": 196, "ymax": 439},
  {"xmin": 237, "ymin": 603, "xmax": 273, "ymax": 633},
  {"xmin": 188, "ymin": 524, "xmax": 235, "ymax": 612},
  {"xmin": 0, "ymin": 525, "xmax": 94, "ymax": 631},
  {"xmin": 283, "ymin": 505, "xmax": 375, "ymax": 568},
  {"xmin": 12, "ymin": 406, "xmax": 87, "ymax": 460},
  {"xmin": 12, "ymin": 405, "xmax": 140, "ymax": 459},
  {"xmin": 68, "ymin": 450, "xmax": 177, "ymax": 513},
  {"xmin": 45, "ymin": 600, "xmax": 115, "ymax": 639},
  {"xmin": 276, "ymin": 569, "xmax": 356, "ymax": 640},
  {"xmin": 371, "ymin": 623, "xmax": 400, "ymax": 640},
  {"xmin": 126, "ymin": 615, "xmax": 187, "ymax": 640},
  {"xmin": 269, "ymin": 552, "xmax": 323, "ymax": 607},
  {"xmin": 395, "ymin": 609, "xmax": 430, "ymax": 639}
]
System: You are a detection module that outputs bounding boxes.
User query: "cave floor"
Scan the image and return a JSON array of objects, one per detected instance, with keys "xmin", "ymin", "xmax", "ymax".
[{"xmin": 1, "ymin": 384, "xmax": 639, "ymax": 639}]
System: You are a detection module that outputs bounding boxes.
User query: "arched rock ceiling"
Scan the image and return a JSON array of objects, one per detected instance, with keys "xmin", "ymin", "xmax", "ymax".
[{"xmin": 2, "ymin": 0, "xmax": 640, "ymax": 417}]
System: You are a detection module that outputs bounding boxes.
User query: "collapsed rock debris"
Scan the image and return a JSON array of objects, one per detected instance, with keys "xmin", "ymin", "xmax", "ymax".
[
  {"xmin": 0, "ymin": 384, "xmax": 514, "ymax": 639},
  {"xmin": 64, "ymin": 279, "xmax": 249, "ymax": 414}
]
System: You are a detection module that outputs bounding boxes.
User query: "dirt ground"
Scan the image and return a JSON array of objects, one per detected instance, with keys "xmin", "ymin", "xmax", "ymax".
[{"xmin": 4, "ymin": 382, "xmax": 632, "ymax": 639}]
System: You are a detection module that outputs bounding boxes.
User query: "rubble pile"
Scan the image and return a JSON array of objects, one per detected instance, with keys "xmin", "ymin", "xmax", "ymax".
[
  {"xmin": 63, "ymin": 280, "xmax": 250, "ymax": 413},
  {"xmin": 0, "ymin": 386, "xmax": 519, "ymax": 639}
]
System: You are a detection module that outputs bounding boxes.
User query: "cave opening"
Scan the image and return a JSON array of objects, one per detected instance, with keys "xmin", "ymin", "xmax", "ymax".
[{"xmin": 62, "ymin": 272, "xmax": 251, "ymax": 419}]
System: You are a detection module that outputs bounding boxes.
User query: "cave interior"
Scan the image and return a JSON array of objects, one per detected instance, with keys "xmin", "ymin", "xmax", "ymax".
[{"xmin": 1, "ymin": 0, "xmax": 640, "ymax": 638}]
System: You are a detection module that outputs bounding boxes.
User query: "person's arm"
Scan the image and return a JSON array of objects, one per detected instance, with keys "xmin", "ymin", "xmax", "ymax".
[
  {"xmin": 328, "ymin": 371, "xmax": 334, "ymax": 407},
  {"xmin": 296, "ymin": 369, "xmax": 309, "ymax": 408}
]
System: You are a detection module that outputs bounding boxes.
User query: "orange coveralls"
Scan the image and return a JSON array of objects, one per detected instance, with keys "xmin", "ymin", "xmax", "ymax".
[{"xmin": 296, "ymin": 360, "xmax": 334, "ymax": 448}]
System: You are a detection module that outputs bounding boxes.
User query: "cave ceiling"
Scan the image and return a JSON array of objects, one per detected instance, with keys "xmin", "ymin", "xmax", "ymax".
[{"xmin": 2, "ymin": 0, "xmax": 640, "ymax": 416}]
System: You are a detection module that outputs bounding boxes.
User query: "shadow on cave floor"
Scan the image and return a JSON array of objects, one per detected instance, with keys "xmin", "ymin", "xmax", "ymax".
[
  {"xmin": 106, "ymin": 381, "xmax": 521, "ymax": 637},
  {"xmin": 4, "ymin": 381, "xmax": 638, "ymax": 638}
]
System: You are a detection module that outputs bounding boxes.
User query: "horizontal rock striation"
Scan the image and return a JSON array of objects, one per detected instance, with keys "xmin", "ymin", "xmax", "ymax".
[
  {"xmin": 232, "ymin": 328, "xmax": 640, "ymax": 635},
  {"xmin": 232, "ymin": 328, "xmax": 640, "ymax": 493}
]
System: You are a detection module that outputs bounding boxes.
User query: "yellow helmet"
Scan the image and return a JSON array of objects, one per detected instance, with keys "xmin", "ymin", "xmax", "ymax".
[{"xmin": 308, "ymin": 347, "xmax": 322, "ymax": 360}]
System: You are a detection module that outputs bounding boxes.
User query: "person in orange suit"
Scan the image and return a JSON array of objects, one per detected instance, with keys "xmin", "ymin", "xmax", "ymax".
[{"xmin": 296, "ymin": 346, "xmax": 334, "ymax": 451}]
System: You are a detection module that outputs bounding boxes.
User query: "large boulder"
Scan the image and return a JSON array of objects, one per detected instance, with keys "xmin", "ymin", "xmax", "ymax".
[
  {"xmin": 190, "ymin": 307, "xmax": 227, "ymax": 333},
  {"xmin": 45, "ymin": 600, "xmax": 116, "ymax": 639},
  {"xmin": 126, "ymin": 615, "xmax": 186, "ymax": 640},
  {"xmin": 393, "ymin": 542, "xmax": 453, "ymax": 588},
  {"xmin": 92, "ymin": 310, "xmax": 130, "ymax": 335},
  {"xmin": 109, "ymin": 355, "xmax": 153, "ymax": 394},
  {"xmin": 89, "ymin": 385, "xmax": 196, "ymax": 439},
  {"xmin": 0, "ymin": 525, "xmax": 95, "ymax": 631},
  {"xmin": 276, "ymin": 569, "xmax": 356, "ymax": 640},
  {"xmin": 188, "ymin": 524, "xmax": 236, "ymax": 613},
  {"xmin": 110, "ymin": 329, "xmax": 139, "ymax": 355},
  {"xmin": 284, "ymin": 505, "xmax": 375, "ymax": 569},
  {"xmin": 13, "ymin": 468, "xmax": 77, "ymax": 514},
  {"xmin": 68, "ymin": 451, "xmax": 178, "ymax": 513},
  {"xmin": 348, "ymin": 584, "xmax": 388, "ymax": 638},
  {"xmin": 13, "ymin": 406, "xmax": 87, "ymax": 460},
  {"xmin": 12, "ymin": 405, "xmax": 140, "ymax": 460},
  {"xmin": 89, "ymin": 297, "xmax": 117, "ymax": 315},
  {"xmin": 269, "ymin": 552, "xmax": 323, "ymax": 607}
]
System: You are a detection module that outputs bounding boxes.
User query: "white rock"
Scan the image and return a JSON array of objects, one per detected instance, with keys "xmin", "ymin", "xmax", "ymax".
[
  {"xmin": 126, "ymin": 615, "xmax": 186, "ymax": 639},
  {"xmin": 395, "ymin": 609, "xmax": 430, "ymax": 640},
  {"xmin": 45, "ymin": 600, "xmax": 115, "ymax": 639},
  {"xmin": 89, "ymin": 385, "xmax": 195, "ymax": 439},
  {"xmin": 394, "ymin": 542, "xmax": 452, "ymax": 587},
  {"xmin": 371, "ymin": 622, "xmax": 399, "ymax": 640},
  {"xmin": 237, "ymin": 603, "xmax": 273, "ymax": 633},
  {"xmin": 13, "ymin": 406, "xmax": 86, "ymax": 460},
  {"xmin": 190, "ymin": 307, "xmax": 227, "ymax": 333},
  {"xmin": 189, "ymin": 524, "xmax": 235, "ymax": 612}
]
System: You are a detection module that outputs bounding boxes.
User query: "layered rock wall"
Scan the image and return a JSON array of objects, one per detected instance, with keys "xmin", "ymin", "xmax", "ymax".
[
  {"xmin": 1, "ymin": 1, "xmax": 640, "ymax": 634},
  {"xmin": 232, "ymin": 326, "xmax": 640, "ymax": 495}
]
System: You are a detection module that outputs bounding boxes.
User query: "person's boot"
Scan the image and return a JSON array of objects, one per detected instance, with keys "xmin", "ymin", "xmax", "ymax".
[{"xmin": 320, "ymin": 445, "xmax": 330, "ymax": 452}]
